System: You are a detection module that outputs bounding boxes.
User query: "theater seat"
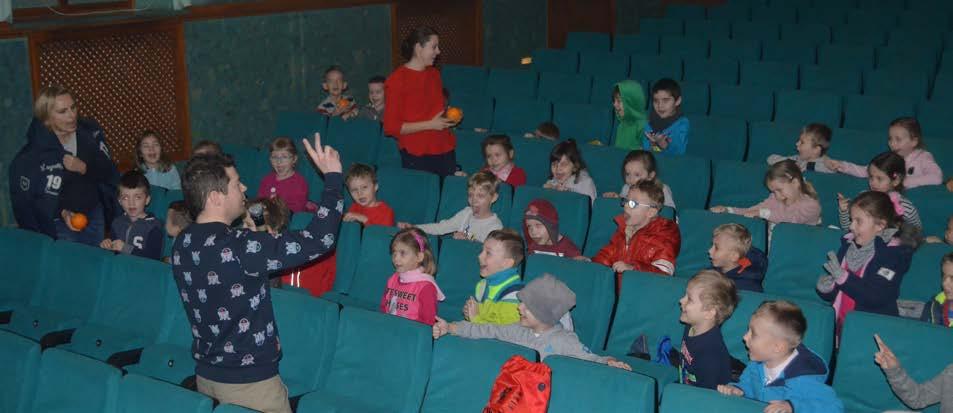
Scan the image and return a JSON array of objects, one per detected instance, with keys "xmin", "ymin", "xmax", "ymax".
[
  {"xmin": 676, "ymin": 209, "xmax": 767, "ymax": 278},
  {"xmin": 296, "ymin": 306, "xmax": 432, "ymax": 413},
  {"xmin": 660, "ymin": 383, "xmax": 766, "ymax": 413},
  {"xmin": 420, "ymin": 336, "xmax": 537, "ymax": 413},
  {"xmin": 0, "ymin": 330, "xmax": 40, "ymax": 413},
  {"xmin": 376, "ymin": 166, "xmax": 440, "ymax": 225},
  {"xmin": 433, "ymin": 238, "xmax": 483, "ymax": 322},
  {"xmin": 118, "ymin": 373, "xmax": 212, "ymax": 413},
  {"xmin": 763, "ymin": 223, "xmax": 845, "ymax": 303},
  {"xmin": 32, "ymin": 348, "xmax": 121, "ymax": 412},
  {"xmin": 547, "ymin": 355, "xmax": 656, "ymax": 413},
  {"xmin": 509, "ymin": 185, "xmax": 590, "ymax": 249}
]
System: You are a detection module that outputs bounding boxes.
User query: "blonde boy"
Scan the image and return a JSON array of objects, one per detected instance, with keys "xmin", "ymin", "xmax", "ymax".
[
  {"xmin": 398, "ymin": 171, "xmax": 502, "ymax": 242},
  {"xmin": 708, "ymin": 223, "xmax": 768, "ymax": 292}
]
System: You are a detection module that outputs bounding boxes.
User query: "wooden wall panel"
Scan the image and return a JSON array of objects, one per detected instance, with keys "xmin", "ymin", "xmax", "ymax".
[
  {"xmin": 548, "ymin": 0, "xmax": 614, "ymax": 48},
  {"xmin": 393, "ymin": 0, "xmax": 482, "ymax": 67},
  {"xmin": 29, "ymin": 20, "xmax": 190, "ymax": 168}
]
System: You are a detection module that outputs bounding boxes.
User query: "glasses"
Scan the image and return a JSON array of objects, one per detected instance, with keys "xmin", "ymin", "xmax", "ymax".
[
  {"xmin": 270, "ymin": 155, "xmax": 294, "ymax": 163},
  {"xmin": 621, "ymin": 198, "xmax": 659, "ymax": 210}
]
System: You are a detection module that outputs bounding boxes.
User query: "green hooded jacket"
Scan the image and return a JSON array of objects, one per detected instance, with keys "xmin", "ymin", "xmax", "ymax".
[{"xmin": 613, "ymin": 80, "xmax": 648, "ymax": 149}]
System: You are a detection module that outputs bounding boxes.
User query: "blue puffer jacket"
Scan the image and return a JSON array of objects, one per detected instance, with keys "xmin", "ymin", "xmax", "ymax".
[
  {"xmin": 9, "ymin": 117, "xmax": 119, "ymax": 237},
  {"xmin": 733, "ymin": 344, "xmax": 844, "ymax": 413}
]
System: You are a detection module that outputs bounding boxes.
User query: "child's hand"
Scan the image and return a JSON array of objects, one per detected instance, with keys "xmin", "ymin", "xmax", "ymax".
[
  {"xmin": 605, "ymin": 357, "xmax": 632, "ymax": 371},
  {"xmin": 397, "ymin": 222, "xmax": 413, "ymax": 229},
  {"xmin": 100, "ymin": 239, "xmax": 113, "ymax": 250},
  {"xmin": 824, "ymin": 158, "xmax": 842, "ymax": 172},
  {"xmin": 452, "ymin": 231, "xmax": 469, "ymax": 240},
  {"xmin": 925, "ymin": 235, "xmax": 943, "ymax": 244},
  {"xmin": 874, "ymin": 334, "xmax": 899, "ymax": 370},
  {"xmin": 63, "ymin": 154, "xmax": 87, "ymax": 174},
  {"xmin": 710, "ymin": 206, "xmax": 727, "ymax": 213},
  {"xmin": 429, "ymin": 111, "xmax": 456, "ymax": 131},
  {"xmin": 611, "ymin": 261, "xmax": 634, "ymax": 273},
  {"xmin": 572, "ymin": 256, "xmax": 591, "ymax": 262},
  {"xmin": 837, "ymin": 193, "xmax": 849, "ymax": 212},
  {"xmin": 433, "ymin": 316, "xmax": 451, "ymax": 339},
  {"xmin": 305, "ymin": 201, "xmax": 318, "ymax": 213},
  {"xmin": 343, "ymin": 212, "xmax": 368, "ymax": 224},
  {"xmin": 242, "ymin": 212, "xmax": 256, "ymax": 230},
  {"xmin": 602, "ymin": 192, "xmax": 619, "ymax": 198},
  {"xmin": 946, "ymin": 178, "xmax": 953, "ymax": 192},
  {"xmin": 463, "ymin": 297, "xmax": 479, "ymax": 320},
  {"xmin": 655, "ymin": 134, "xmax": 671, "ymax": 150},
  {"xmin": 110, "ymin": 240, "xmax": 125, "ymax": 252},
  {"xmin": 302, "ymin": 132, "xmax": 342, "ymax": 174},
  {"xmin": 454, "ymin": 171, "xmax": 468, "ymax": 177},
  {"xmin": 543, "ymin": 181, "xmax": 556, "ymax": 190},
  {"xmin": 717, "ymin": 384, "xmax": 744, "ymax": 397},
  {"xmin": 763, "ymin": 400, "xmax": 793, "ymax": 413}
]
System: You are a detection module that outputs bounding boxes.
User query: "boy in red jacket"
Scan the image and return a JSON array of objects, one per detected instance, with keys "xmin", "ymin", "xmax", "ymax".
[{"xmin": 591, "ymin": 180, "xmax": 681, "ymax": 284}]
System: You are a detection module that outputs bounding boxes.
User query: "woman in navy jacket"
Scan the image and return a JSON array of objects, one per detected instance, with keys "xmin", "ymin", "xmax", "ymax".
[{"xmin": 9, "ymin": 85, "xmax": 118, "ymax": 245}]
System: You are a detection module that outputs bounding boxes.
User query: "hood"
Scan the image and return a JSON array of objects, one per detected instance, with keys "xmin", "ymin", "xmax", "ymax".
[
  {"xmin": 768, "ymin": 343, "xmax": 830, "ymax": 386},
  {"xmin": 523, "ymin": 199, "xmax": 560, "ymax": 246},
  {"xmin": 613, "ymin": 80, "xmax": 648, "ymax": 149}
]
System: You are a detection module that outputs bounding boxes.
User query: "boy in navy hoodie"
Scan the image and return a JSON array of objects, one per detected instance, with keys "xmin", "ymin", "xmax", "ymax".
[
  {"xmin": 708, "ymin": 223, "xmax": 768, "ymax": 292},
  {"xmin": 719, "ymin": 301, "xmax": 844, "ymax": 413},
  {"xmin": 172, "ymin": 134, "xmax": 342, "ymax": 413},
  {"xmin": 678, "ymin": 270, "xmax": 739, "ymax": 390},
  {"xmin": 100, "ymin": 171, "xmax": 163, "ymax": 260}
]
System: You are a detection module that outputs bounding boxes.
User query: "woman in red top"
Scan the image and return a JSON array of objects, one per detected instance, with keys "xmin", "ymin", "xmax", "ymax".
[{"xmin": 383, "ymin": 26, "xmax": 458, "ymax": 176}]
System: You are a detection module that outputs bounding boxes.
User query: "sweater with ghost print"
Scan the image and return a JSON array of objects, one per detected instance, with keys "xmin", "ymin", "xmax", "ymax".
[{"xmin": 171, "ymin": 173, "xmax": 343, "ymax": 384}]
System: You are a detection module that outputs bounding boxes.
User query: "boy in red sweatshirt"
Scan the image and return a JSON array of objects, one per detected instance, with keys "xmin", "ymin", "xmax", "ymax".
[{"xmin": 522, "ymin": 198, "xmax": 581, "ymax": 258}]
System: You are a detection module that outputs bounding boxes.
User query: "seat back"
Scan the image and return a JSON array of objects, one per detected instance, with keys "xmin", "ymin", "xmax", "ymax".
[
  {"xmin": 614, "ymin": 34, "xmax": 659, "ymax": 55},
  {"xmin": 441, "ymin": 64, "xmax": 487, "ymax": 97},
  {"xmin": 709, "ymin": 84, "xmax": 774, "ymax": 123},
  {"xmin": 34, "ymin": 241, "xmax": 113, "ymax": 320},
  {"xmin": 509, "ymin": 185, "xmax": 590, "ymax": 248},
  {"xmin": 421, "ymin": 336, "xmax": 537, "ymax": 413},
  {"xmin": 566, "ymin": 31, "xmax": 611, "ymax": 52},
  {"xmin": 763, "ymin": 223, "xmax": 845, "ymax": 303},
  {"xmin": 323, "ymin": 307, "xmax": 432, "ymax": 413},
  {"xmin": 552, "ymin": 102, "xmax": 613, "ymax": 145},
  {"xmin": 805, "ymin": 171, "xmax": 869, "ymax": 227},
  {"xmin": 907, "ymin": 185, "xmax": 953, "ymax": 240},
  {"xmin": 660, "ymin": 35, "xmax": 709, "ymax": 60},
  {"xmin": 492, "ymin": 98, "xmax": 551, "ymax": 135},
  {"xmin": 274, "ymin": 111, "xmax": 327, "ymax": 142},
  {"xmin": 817, "ymin": 44, "xmax": 875, "ymax": 72},
  {"xmin": 510, "ymin": 136, "xmax": 557, "ymax": 187},
  {"xmin": 746, "ymin": 121, "xmax": 802, "ymax": 163},
  {"xmin": 682, "ymin": 57, "xmax": 739, "ymax": 85},
  {"xmin": 434, "ymin": 238, "xmax": 483, "ymax": 322},
  {"xmin": 33, "ymin": 348, "xmax": 121, "ymax": 413},
  {"xmin": 118, "ymin": 374, "xmax": 212, "ymax": 413},
  {"xmin": 723, "ymin": 291, "xmax": 836, "ymax": 365},
  {"xmin": 272, "ymin": 289, "xmax": 339, "ymax": 396},
  {"xmin": 0, "ymin": 331, "xmax": 40, "ymax": 413},
  {"xmin": 686, "ymin": 116, "xmax": 748, "ymax": 162},
  {"xmin": 547, "ymin": 355, "xmax": 656, "ymax": 413},
  {"xmin": 90, "ymin": 254, "xmax": 173, "ymax": 341},
  {"xmin": 487, "ymin": 68, "xmax": 538, "ymax": 100},
  {"xmin": 679, "ymin": 80, "xmax": 710, "ymax": 116},
  {"xmin": 579, "ymin": 51, "xmax": 631, "ymax": 79},
  {"xmin": 843, "ymin": 94, "xmax": 916, "ymax": 132},
  {"xmin": 901, "ymin": 242, "xmax": 952, "ymax": 303},
  {"xmin": 531, "ymin": 49, "xmax": 578, "ymax": 74},
  {"xmin": 0, "ymin": 228, "xmax": 51, "ymax": 306},
  {"xmin": 675, "ymin": 209, "xmax": 767, "ymax": 278},
  {"xmin": 710, "ymin": 160, "xmax": 768, "ymax": 208},
  {"xmin": 835, "ymin": 311, "xmax": 953, "ymax": 413},
  {"xmin": 863, "ymin": 68, "xmax": 930, "ymax": 102},
  {"xmin": 775, "ymin": 89, "xmax": 842, "ymax": 127},
  {"xmin": 607, "ymin": 271, "xmax": 687, "ymax": 354},
  {"xmin": 325, "ymin": 117, "xmax": 382, "ymax": 167},
  {"xmin": 537, "ymin": 72, "xmax": 591, "ymax": 104},
  {"xmin": 331, "ymin": 221, "xmax": 362, "ymax": 294},
  {"xmin": 525, "ymin": 254, "xmax": 615, "ymax": 350},
  {"xmin": 656, "ymin": 154, "xmax": 710, "ymax": 210},
  {"xmin": 377, "ymin": 166, "xmax": 440, "ymax": 224},
  {"xmin": 660, "ymin": 383, "xmax": 765, "ymax": 413},
  {"xmin": 800, "ymin": 64, "xmax": 862, "ymax": 95},
  {"xmin": 630, "ymin": 54, "xmax": 682, "ymax": 85},
  {"xmin": 710, "ymin": 38, "xmax": 761, "ymax": 62}
]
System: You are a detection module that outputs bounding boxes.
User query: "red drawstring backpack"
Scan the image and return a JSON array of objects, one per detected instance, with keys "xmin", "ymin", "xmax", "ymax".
[{"xmin": 483, "ymin": 355, "xmax": 552, "ymax": 413}]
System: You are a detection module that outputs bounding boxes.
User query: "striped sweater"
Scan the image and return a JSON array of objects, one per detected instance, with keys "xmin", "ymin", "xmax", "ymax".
[{"xmin": 839, "ymin": 191, "xmax": 921, "ymax": 231}]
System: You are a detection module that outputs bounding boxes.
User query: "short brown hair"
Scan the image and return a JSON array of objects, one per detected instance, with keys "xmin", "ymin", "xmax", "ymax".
[
  {"xmin": 753, "ymin": 300, "xmax": 807, "ymax": 347},
  {"xmin": 713, "ymin": 223, "xmax": 752, "ymax": 257},
  {"xmin": 802, "ymin": 123, "xmax": 832, "ymax": 155},
  {"xmin": 629, "ymin": 180, "xmax": 665, "ymax": 206},
  {"xmin": 688, "ymin": 270, "xmax": 739, "ymax": 324},
  {"xmin": 346, "ymin": 163, "xmax": 377, "ymax": 184},
  {"xmin": 486, "ymin": 228, "xmax": 525, "ymax": 265},
  {"xmin": 259, "ymin": 197, "xmax": 291, "ymax": 233},
  {"xmin": 167, "ymin": 200, "xmax": 192, "ymax": 229},
  {"xmin": 391, "ymin": 228, "xmax": 437, "ymax": 275},
  {"xmin": 269, "ymin": 137, "xmax": 298, "ymax": 156},
  {"xmin": 468, "ymin": 170, "xmax": 499, "ymax": 195},
  {"xmin": 941, "ymin": 252, "xmax": 953, "ymax": 276},
  {"xmin": 537, "ymin": 122, "xmax": 560, "ymax": 139},
  {"xmin": 33, "ymin": 84, "xmax": 74, "ymax": 123},
  {"xmin": 192, "ymin": 140, "xmax": 223, "ymax": 157}
]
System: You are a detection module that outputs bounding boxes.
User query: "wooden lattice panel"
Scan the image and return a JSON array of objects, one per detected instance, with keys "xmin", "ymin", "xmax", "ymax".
[
  {"xmin": 34, "ymin": 25, "xmax": 187, "ymax": 169},
  {"xmin": 395, "ymin": 0, "xmax": 480, "ymax": 66}
]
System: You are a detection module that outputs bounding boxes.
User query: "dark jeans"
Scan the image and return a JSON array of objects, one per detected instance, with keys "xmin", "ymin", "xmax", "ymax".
[
  {"xmin": 54, "ymin": 204, "xmax": 105, "ymax": 247},
  {"xmin": 399, "ymin": 149, "xmax": 457, "ymax": 176}
]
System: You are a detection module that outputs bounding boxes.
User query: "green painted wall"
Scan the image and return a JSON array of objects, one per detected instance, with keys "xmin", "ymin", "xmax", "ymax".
[
  {"xmin": 0, "ymin": 38, "xmax": 37, "ymax": 227},
  {"xmin": 482, "ymin": 0, "xmax": 547, "ymax": 69},
  {"xmin": 185, "ymin": 4, "xmax": 393, "ymax": 147}
]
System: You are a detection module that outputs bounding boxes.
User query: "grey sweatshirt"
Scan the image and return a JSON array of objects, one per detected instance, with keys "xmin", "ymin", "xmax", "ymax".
[
  {"xmin": 884, "ymin": 364, "xmax": 953, "ymax": 413},
  {"xmin": 453, "ymin": 322, "xmax": 610, "ymax": 364}
]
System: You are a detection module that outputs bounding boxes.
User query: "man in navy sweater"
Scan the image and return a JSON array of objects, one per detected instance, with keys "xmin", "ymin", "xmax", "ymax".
[{"xmin": 172, "ymin": 134, "xmax": 342, "ymax": 412}]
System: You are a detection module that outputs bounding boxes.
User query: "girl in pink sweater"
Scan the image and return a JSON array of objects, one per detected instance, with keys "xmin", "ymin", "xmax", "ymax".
[
  {"xmin": 257, "ymin": 137, "xmax": 310, "ymax": 212},
  {"xmin": 826, "ymin": 117, "xmax": 943, "ymax": 189},
  {"xmin": 711, "ymin": 159, "xmax": 822, "ymax": 226},
  {"xmin": 380, "ymin": 228, "xmax": 445, "ymax": 325}
]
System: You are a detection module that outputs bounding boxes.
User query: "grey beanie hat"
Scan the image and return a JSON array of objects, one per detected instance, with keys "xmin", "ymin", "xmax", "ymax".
[{"xmin": 517, "ymin": 274, "xmax": 576, "ymax": 327}]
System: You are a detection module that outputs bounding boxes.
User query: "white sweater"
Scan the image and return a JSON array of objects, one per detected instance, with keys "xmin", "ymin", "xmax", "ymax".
[{"xmin": 416, "ymin": 207, "xmax": 503, "ymax": 242}]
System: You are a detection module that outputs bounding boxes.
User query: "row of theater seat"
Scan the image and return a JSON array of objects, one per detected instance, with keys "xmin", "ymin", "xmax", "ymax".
[{"xmin": 0, "ymin": 226, "xmax": 950, "ymax": 413}]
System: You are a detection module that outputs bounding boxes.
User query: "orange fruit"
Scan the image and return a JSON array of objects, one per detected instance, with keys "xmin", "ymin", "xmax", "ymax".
[
  {"xmin": 338, "ymin": 98, "xmax": 350, "ymax": 108},
  {"xmin": 70, "ymin": 212, "xmax": 88, "ymax": 231},
  {"xmin": 446, "ymin": 107, "xmax": 463, "ymax": 122}
]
